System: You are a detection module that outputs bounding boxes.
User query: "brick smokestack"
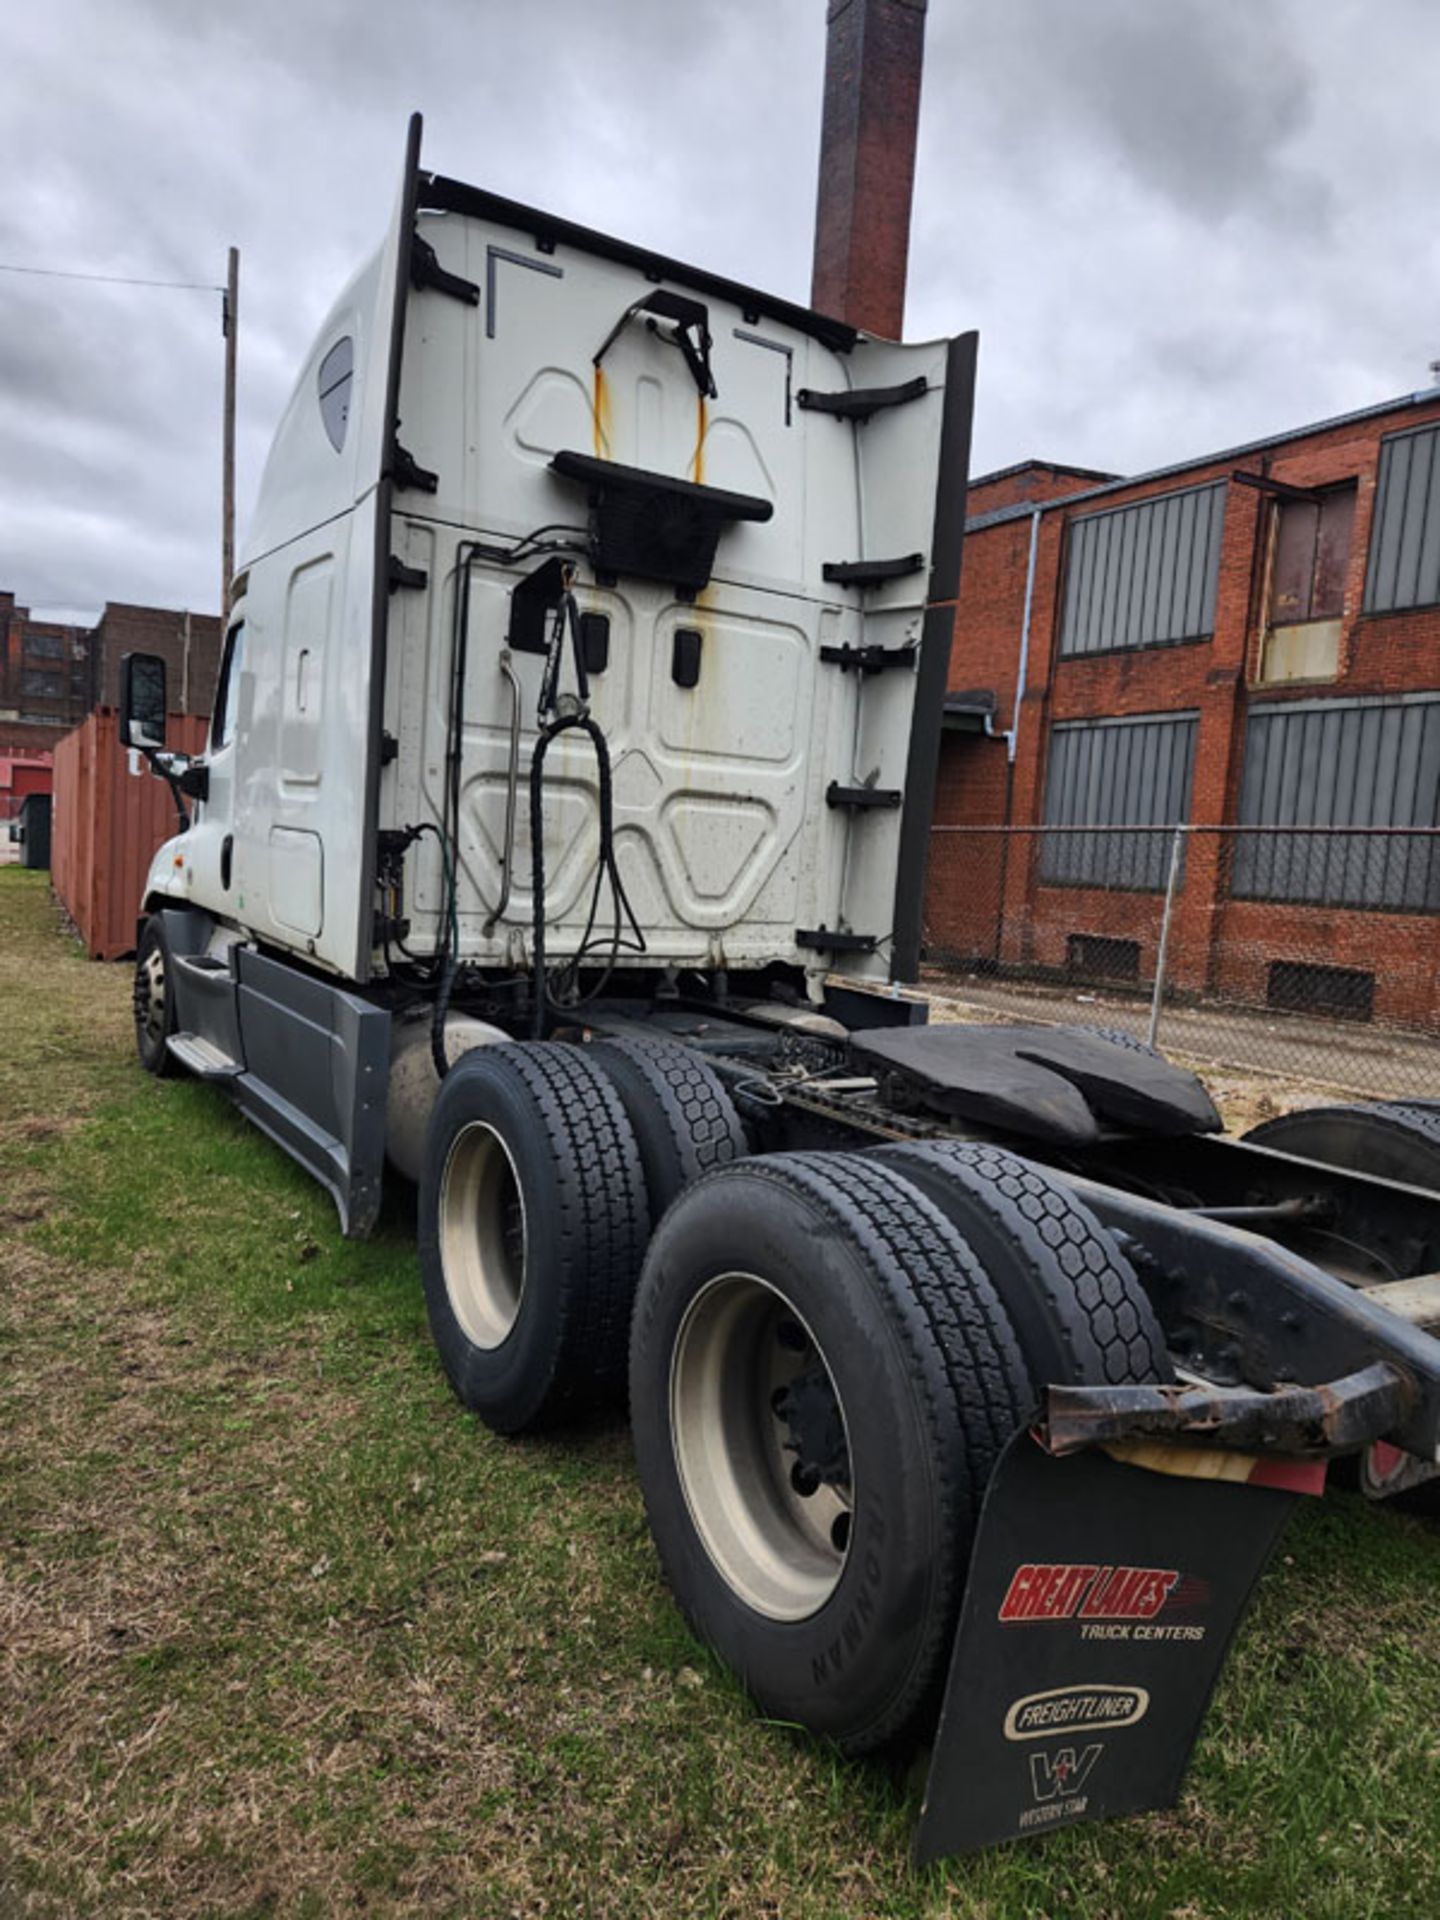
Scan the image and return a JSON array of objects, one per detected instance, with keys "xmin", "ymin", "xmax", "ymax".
[{"xmin": 811, "ymin": 0, "xmax": 928, "ymax": 338}]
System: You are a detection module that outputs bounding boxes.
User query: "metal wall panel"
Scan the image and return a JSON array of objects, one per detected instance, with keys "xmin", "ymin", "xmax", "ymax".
[
  {"xmin": 51, "ymin": 708, "xmax": 208, "ymax": 960},
  {"xmin": 1364, "ymin": 424, "xmax": 1440, "ymax": 613},
  {"xmin": 1233, "ymin": 694, "xmax": 1440, "ymax": 909},
  {"xmin": 1040, "ymin": 711, "xmax": 1198, "ymax": 890},
  {"xmin": 1059, "ymin": 482, "xmax": 1226, "ymax": 656}
]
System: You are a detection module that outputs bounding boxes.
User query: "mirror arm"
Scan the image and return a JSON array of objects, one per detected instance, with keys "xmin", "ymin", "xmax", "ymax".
[{"xmin": 140, "ymin": 746, "xmax": 195, "ymax": 833}]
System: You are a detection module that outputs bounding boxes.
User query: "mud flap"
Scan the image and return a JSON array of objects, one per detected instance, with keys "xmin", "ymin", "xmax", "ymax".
[{"xmin": 914, "ymin": 1432, "xmax": 1304, "ymax": 1864}]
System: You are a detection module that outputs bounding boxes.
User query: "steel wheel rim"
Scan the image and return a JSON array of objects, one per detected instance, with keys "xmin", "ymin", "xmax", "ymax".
[
  {"xmin": 670, "ymin": 1271, "xmax": 853, "ymax": 1622},
  {"xmin": 137, "ymin": 946, "xmax": 167, "ymax": 1048},
  {"xmin": 438, "ymin": 1122, "xmax": 527, "ymax": 1349}
]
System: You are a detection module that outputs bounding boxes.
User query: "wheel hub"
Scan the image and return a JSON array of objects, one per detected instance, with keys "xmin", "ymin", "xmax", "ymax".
[
  {"xmin": 135, "ymin": 946, "xmax": 166, "ymax": 1045},
  {"xmin": 772, "ymin": 1359, "xmax": 850, "ymax": 1495},
  {"xmin": 670, "ymin": 1273, "xmax": 853, "ymax": 1622},
  {"xmin": 438, "ymin": 1122, "xmax": 527, "ymax": 1350}
]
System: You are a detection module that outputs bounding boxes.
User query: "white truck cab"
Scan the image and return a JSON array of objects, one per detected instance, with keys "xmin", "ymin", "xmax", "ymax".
[{"xmin": 126, "ymin": 113, "xmax": 975, "ymax": 1232}]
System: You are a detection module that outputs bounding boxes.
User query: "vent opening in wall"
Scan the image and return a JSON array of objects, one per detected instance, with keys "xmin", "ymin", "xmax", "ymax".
[
  {"xmin": 1066, "ymin": 935, "xmax": 1140, "ymax": 984},
  {"xmin": 1266, "ymin": 961, "xmax": 1374, "ymax": 1021}
]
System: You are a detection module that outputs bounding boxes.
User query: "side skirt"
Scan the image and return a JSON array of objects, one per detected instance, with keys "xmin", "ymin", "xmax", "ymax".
[{"xmin": 231, "ymin": 948, "xmax": 390, "ymax": 1239}]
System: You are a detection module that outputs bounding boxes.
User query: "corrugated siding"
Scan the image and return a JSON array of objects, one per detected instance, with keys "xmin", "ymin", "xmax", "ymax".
[
  {"xmin": 1233, "ymin": 694, "xmax": 1440, "ymax": 909},
  {"xmin": 1059, "ymin": 482, "xmax": 1227, "ymax": 656},
  {"xmin": 1040, "ymin": 712, "xmax": 1199, "ymax": 890},
  {"xmin": 52, "ymin": 709, "xmax": 208, "ymax": 959},
  {"xmin": 1364, "ymin": 423, "xmax": 1440, "ymax": 613}
]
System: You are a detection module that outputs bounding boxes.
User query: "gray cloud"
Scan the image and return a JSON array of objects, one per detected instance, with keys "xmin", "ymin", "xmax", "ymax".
[{"xmin": 1, "ymin": 0, "xmax": 1437, "ymax": 623}]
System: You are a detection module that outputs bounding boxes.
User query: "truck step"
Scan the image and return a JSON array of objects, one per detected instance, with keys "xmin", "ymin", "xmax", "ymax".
[{"xmin": 167, "ymin": 1032, "xmax": 243, "ymax": 1080}]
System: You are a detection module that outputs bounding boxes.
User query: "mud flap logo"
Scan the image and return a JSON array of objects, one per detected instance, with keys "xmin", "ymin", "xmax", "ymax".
[
  {"xmin": 1004, "ymin": 1683, "xmax": 1149, "ymax": 1740},
  {"xmin": 1029, "ymin": 1743, "xmax": 1103, "ymax": 1802},
  {"xmin": 999, "ymin": 1563, "xmax": 1181, "ymax": 1623}
]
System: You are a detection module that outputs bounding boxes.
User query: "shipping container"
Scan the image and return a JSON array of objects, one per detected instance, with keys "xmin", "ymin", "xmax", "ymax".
[{"xmin": 52, "ymin": 708, "xmax": 208, "ymax": 960}]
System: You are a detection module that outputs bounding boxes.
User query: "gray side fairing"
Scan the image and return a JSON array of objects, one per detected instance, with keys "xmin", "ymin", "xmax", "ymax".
[
  {"xmin": 161, "ymin": 910, "xmax": 390, "ymax": 1238},
  {"xmin": 234, "ymin": 949, "xmax": 390, "ymax": 1238}
]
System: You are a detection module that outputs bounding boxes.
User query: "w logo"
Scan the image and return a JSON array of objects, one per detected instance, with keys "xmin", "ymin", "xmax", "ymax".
[{"xmin": 1029, "ymin": 1743, "xmax": 1103, "ymax": 1801}]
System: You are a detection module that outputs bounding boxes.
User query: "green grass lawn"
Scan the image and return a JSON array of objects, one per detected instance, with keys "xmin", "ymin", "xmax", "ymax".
[{"xmin": 2, "ymin": 866, "xmax": 1438, "ymax": 1918}]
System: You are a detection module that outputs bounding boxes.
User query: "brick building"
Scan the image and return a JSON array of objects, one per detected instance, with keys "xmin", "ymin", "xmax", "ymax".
[
  {"xmin": 0, "ymin": 591, "xmax": 221, "ymax": 753},
  {"xmin": 929, "ymin": 387, "xmax": 1440, "ymax": 1027},
  {"xmin": 0, "ymin": 594, "xmax": 87, "ymax": 749}
]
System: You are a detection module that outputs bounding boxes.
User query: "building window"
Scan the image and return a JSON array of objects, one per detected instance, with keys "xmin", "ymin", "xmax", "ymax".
[
  {"xmin": 1058, "ymin": 483, "xmax": 1226, "ymax": 657},
  {"xmin": 26, "ymin": 632, "xmax": 64, "ymax": 659},
  {"xmin": 1364, "ymin": 422, "xmax": 1440, "ymax": 615},
  {"xmin": 19, "ymin": 669, "xmax": 63, "ymax": 697},
  {"xmin": 317, "ymin": 336, "xmax": 354, "ymax": 453},
  {"xmin": 1232, "ymin": 694, "xmax": 1440, "ymax": 909},
  {"xmin": 1040, "ymin": 711, "xmax": 1198, "ymax": 890},
  {"xmin": 1258, "ymin": 485, "xmax": 1354, "ymax": 683},
  {"xmin": 1271, "ymin": 487, "xmax": 1354, "ymax": 625}
]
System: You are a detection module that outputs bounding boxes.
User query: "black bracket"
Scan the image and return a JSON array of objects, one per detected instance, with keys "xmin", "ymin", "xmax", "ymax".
[
  {"xmin": 595, "ymin": 288, "xmax": 717, "ymax": 399},
  {"xmin": 1230, "ymin": 468, "xmax": 1328, "ymax": 506},
  {"xmin": 826, "ymin": 782, "xmax": 901, "ymax": 811},
  {"xmin": 820, "ymin": 642, "xmax": 915, "ymax": 675},
  {"xmin": 796, "ymin": 927, "xmax": 880, "ymax": 955},
  {"xmin": 823, "ymin": 553, "xmax": 925, "ymax": 587},
  {"xmin": 796, "ymin": 375, "xmax": 928, "ymax": 422},
  {"xmin": 507, "ymin": 556, "xmax": 569, "ymax": 655},
  {"xmin": 410, "ymin": 233, "xmax": 481, "ymax": 306},
  {"xmin": 176, "ymin": 761, "xmax": 209, "ymax": 802},
  {"xmin": 392, "ymin": 440, "xmax": 439, "ymax": 494},
  {"xmin": 388, "ymin": 555, "xmax": 429, "ymax": 593},
  {"xmin": 550, "ymin": 448, "xmax": 771, "ymax": 594}
]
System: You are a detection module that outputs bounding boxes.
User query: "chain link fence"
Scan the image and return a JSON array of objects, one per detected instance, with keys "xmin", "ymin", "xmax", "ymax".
[{"xmin": 923, "ymin": 824, "xmax": 1440, "ymax": 1100}]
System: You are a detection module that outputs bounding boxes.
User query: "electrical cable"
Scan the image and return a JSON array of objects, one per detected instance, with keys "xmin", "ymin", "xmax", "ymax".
[
  {"xmin": 528, "ymin": 593, "xmax": 645, "ymax": 1036},
  {"xmin": 0, "ymin": 261, "xmax": 224, "ymax": 292}
]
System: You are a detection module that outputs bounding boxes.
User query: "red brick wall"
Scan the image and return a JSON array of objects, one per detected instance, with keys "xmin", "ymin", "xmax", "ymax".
[
  {"xmin": 88, "ymin": 602, "xmax": 223, "ymax": 719},
  {"xmin": 966, "ymin": 465, "xmax": 1113, "ymax": 516},
  {"xmin": 946, "ymin": 513, "xmax": 1034, "ymax": 721},
  {"xmin": 926, "ymin": 733, "xmax": 1010, "ymax": 961}
]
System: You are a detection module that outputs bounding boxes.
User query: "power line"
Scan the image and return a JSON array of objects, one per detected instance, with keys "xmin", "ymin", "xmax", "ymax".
[{"xmin": 0, "ymin": 261, "xmax": 224, "ymax": 293}]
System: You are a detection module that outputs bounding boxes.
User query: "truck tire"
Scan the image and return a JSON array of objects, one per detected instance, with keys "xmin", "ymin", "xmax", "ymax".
[
  {"xmin": 133, "ymin": 915, "xmax": 178, "ymax": 1077},
  {"xmin": 419, "ymin": 1042, "xmax": 650, "ymax": 1432},
  {"xmin": 1245, "ymin": 1103, "xmax": 1440, "ymax": 1195},
  {"xmin": 581, "ymin": 1036, "xmax": 748, "ymax": 1217},
  {"xmin": 629, "ymin": 1152, "xmax": 1032, "ymax": 1753},
  {"xmin": 868, "ymin": 1141, "xmax": 1171, "ymax": 1392}
]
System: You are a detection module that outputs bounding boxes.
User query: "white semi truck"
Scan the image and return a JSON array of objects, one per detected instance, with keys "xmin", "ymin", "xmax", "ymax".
[{"xmin": 122, "ymin": 119, "xmax": 1440, "ymax": 1860}]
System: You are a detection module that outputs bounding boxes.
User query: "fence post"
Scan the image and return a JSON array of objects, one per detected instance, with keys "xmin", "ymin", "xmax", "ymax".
[{"xmin": 1149, "ymin": 824, "xmax": 1187, "ymax": 1050}]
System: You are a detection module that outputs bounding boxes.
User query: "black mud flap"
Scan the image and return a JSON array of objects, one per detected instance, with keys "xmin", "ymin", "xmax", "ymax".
[{"xmin": 914, "ymin": 1433, "xmax": 1306, "ymax": 1864}]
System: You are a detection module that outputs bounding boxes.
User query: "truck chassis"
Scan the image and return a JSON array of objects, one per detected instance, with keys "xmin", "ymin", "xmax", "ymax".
[{"xmin": 131, "ymin": 910, "xmax": 1440, "ymax": 1861}]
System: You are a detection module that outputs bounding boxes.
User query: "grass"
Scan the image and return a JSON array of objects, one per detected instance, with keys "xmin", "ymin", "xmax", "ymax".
[{"xmin": 1, "ymin": 864, "xmax": 1438, "ymax": 1918}]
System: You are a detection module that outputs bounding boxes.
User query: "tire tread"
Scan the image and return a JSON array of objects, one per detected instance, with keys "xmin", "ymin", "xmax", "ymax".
[{"xmin": 873, "ymin": 1140, "xmax": 1169, "ymax": 1385}]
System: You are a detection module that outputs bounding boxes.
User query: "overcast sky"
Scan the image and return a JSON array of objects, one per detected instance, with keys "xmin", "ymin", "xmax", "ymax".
[{"xmin": 3, "ymin": 0, "xmax": 1437, "ymax": 624}]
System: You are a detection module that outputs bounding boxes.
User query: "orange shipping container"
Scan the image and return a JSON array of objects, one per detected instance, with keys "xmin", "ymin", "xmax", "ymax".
[{"xmin": 52, "ymin": 709, "xmax": 209, "ymax": 962}]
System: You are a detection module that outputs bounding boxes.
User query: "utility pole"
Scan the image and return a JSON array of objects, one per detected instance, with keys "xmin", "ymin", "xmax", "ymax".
[{"xmin": 221, "ymin": 246, "xmax": 239, "ymax": 623}]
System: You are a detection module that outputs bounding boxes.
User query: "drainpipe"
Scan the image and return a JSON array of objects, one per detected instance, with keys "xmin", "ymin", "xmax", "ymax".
[
  {"xmin": 1008, "ymin": 506, "xmax": 1042, "ymax": 763},
  {"xmin": 992, "ymin": 505, "xmax": 1042, "ymax": 967}
]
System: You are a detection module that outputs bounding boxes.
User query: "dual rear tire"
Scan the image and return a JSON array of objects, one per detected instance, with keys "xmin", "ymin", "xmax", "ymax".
[
  {"xmin": 419, "ymin": 1038, "xmax": 1170, "ymax": 1750},
  {"xmin": 418, "ymin": 1037, "xmax": 745, "ymax": 1432}
]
